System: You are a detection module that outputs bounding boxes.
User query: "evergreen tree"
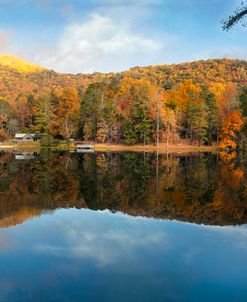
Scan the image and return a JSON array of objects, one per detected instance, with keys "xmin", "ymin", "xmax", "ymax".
[
  {"xmin": 133, "ymin": 103, "xmax": 152, "ymax": 145},
  {"xmin": 123, "ymin": 122, "xmax": 137, "ymax": 145},
  {"xmin": 33, "ymin": 93, "xmax": 53, "ymax": 136},
  {"xmin": 239, "ymin": 87, "xmax": 247, "ymax": 146},
  {"xmin": 203, "ymin": 89, "xmax": 218, "ymax": 144},
  {"xmin": 239, "ymin": 87, "xmax": 247, "ymax": 117},
  {"xmin": 80, "ymin": 83, "xmax": 104, "ymax": 141}
]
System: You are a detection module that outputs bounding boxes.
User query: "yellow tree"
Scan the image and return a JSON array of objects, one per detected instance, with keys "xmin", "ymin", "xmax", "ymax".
[
  {"xmin": 150, "ymin": 90, "xmax": 177, "ymax": 147},
  {"xmin": 167, "ymin": 80, "xmax": 202, "ymax": 144},
  {"xmin": 210, "ymin": 83, "xmax": 238, "ymax": 140},
  {"xmin": 52, "ymin": 87, "xmax": 79, "ymax": 139}
]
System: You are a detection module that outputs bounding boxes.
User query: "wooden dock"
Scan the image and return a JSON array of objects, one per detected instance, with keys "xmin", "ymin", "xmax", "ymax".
[{"xmin": 76, "ymin": 144, "xmax": 95, "ymax": 152}]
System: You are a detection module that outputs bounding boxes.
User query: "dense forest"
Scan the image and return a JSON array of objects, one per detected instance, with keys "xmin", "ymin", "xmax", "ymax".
[{"xmin": 0, "ymin": 55, "xmax": 247, "ymax": 148}]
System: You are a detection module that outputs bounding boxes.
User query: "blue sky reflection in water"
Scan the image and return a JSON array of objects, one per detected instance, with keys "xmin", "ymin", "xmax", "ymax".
[{"xmin": 0, "ymin": 208, "xmax": 247, "ymax": 302}]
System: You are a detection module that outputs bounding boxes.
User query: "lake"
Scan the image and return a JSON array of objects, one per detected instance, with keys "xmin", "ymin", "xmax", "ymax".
[{"xmin": 0, "ymin": 151, "xmax": 247, "ymax": 302}]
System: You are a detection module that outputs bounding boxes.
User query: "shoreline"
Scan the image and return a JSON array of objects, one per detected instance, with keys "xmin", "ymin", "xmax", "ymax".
[
  {"xmin": 0, "ymin": 141, "xmax": 218, "ymax": 153},
  {"xmin": 94, "ymin": 143, "xmax": 217, "ymax": 153}
]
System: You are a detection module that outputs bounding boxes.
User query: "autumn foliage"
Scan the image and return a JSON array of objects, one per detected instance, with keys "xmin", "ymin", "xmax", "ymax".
[
  {"xmin": 0, "ymin": 56, "xmax": 246, "ymax": 148},
  {"xmin": 219, "ymin": 111, "xmax": 243, "ymax": 150}
]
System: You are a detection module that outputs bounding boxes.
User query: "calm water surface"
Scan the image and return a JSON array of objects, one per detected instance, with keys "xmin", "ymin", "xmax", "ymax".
[{"xmin": 1, "ymin": 151, "xmax": 247, "ymax": 302}]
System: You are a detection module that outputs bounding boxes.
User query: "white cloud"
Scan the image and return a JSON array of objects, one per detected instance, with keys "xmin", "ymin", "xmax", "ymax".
[
  {"xmin": 34, "ymin": 210, "xmax": 169, "ymax": 267},
  {"xmin": 36, "ymin": 13, "xmax": 164, "ymax": 73},
  {"xmin": 0, "ymin": 0, "xmax": 176, "ymax": 73}
]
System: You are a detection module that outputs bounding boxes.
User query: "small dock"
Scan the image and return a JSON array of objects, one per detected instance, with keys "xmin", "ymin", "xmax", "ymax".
[{"xmin": 76, "ymin": 144, "xmax": 95, "ymax": 153}]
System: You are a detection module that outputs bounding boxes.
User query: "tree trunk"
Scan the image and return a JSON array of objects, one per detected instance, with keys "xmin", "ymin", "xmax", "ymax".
[
  {"xmin": 190, "ymin": 124, "xmax": 193, "ymax": 144},
  {"xmin": 166, "ymin": 124, "xmax": 170, "ymax": 149},
  {"xmin": 156, "ymin": 104, "xmax": 160, "ymax": 148}
]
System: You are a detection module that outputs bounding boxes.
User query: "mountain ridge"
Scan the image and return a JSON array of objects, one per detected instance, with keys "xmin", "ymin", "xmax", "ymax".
[
  {"xmin": 0, "ymin": 54, "xmax": 246, "ymax": 103},
  {"xmin": 0, "ymin": 53, "xmax": 246, "ymax": 75},
  {"xmin": 0, "ymin": 54, "xmax": 45, "ymax": 73}
]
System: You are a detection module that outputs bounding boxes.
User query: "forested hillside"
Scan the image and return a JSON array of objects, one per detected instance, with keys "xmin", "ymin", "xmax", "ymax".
[{"xmin": 0, "ymin": 55, "xmax": 247, "ymax": 148}]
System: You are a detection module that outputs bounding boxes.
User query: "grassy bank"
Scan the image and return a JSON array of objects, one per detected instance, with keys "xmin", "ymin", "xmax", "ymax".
[
  {"xmin": 0, "ymin": 140, "xmax": 218, "ymax": 153},
  {"xmin": 0, "ymin": 140, "xmax": 77, "ymax": 152},
  {"xmin": 94, "ymin": 143, "xmax": 217, "ymax": 153}
]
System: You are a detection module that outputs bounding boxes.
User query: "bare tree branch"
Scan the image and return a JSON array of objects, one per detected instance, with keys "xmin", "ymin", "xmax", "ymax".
[{"xmin": 223, "ymin": 1, "xmax": 247, "ymax": 30}]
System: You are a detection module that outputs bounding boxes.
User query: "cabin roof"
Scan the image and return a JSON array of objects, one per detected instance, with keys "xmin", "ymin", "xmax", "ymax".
[{"xmin": 15, "ymin": 133, "xmax": 35, "ymax": 138}]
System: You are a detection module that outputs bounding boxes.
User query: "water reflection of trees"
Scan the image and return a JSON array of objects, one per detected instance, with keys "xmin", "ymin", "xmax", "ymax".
[{"xmin": 1, "ymin": 151, "xmax": 247, "ymax": 227}]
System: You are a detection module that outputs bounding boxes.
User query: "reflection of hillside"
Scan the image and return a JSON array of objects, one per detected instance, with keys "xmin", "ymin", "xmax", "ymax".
[
  {"xmin": 1, "ymin": 152, "xmax": 247, "ymax": 228},
  {"xmin": 0, "ymin": 199, "xmax": 87, "ymax": 228},
  {"xmin": 0, "ymin": 207, "xmax": 41, "ymax": 228},
  {"xmin": 120, "ymin": 196, "xmax": 247, "ymax": 226}
]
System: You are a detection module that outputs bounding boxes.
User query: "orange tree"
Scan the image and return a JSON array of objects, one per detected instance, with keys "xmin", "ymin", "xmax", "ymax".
[{"xmin": 219, "ymin": 110, "xmax": 243, "ymax": 150}]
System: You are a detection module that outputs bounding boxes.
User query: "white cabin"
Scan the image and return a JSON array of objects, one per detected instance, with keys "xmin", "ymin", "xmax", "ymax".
[{"xmin": 15, "ymin": 133, "xmax": 36, "ymax": 142}]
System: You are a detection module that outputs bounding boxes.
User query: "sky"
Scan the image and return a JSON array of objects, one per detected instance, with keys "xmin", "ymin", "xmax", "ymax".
[{"xmin": 0, "ymin": 0, "xmax": 246, "ymax": 73}]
